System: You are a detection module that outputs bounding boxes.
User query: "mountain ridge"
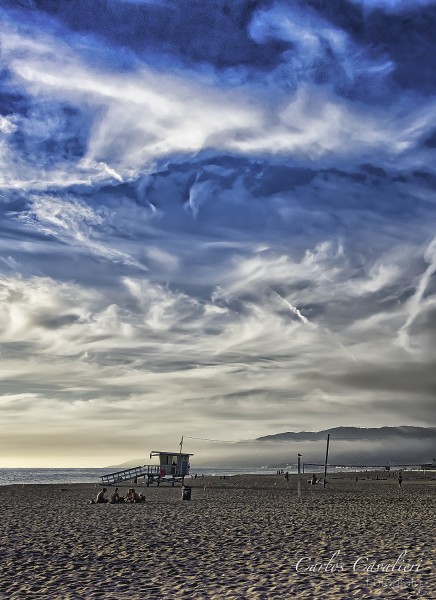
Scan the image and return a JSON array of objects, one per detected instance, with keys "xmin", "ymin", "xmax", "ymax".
[{"xmin": 256, "ymin": 426, "xmax": 436, "ymax": 442}]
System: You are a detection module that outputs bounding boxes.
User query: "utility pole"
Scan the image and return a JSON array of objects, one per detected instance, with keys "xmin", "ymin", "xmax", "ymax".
[
  {"xmin": 323, "ymin": 434, "xmax": 330, "ymax": 488},
  {"xmin": 297, "ymin": 453, "xmax": 302, "ymax": 500}
]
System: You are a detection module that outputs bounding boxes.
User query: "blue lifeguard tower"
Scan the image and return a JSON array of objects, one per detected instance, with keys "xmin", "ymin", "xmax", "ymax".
[{"xmin": 150, "ymin": 450, "xmax": 192, "ymax": 479}]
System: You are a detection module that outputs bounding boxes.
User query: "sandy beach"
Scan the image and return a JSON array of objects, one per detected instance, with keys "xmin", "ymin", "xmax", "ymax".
[{"xmin": 1, "ymin": 473, "xmax": 434, "ymax": 599}]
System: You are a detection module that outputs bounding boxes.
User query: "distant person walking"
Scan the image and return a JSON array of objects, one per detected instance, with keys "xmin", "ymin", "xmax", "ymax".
[
  {"xmin": 284, "ymin": 471, "xmax": 289, "ymax": 482},
  {"xmin": 398, "ymin": 471, "xmax": 403, "ymax": 487}
]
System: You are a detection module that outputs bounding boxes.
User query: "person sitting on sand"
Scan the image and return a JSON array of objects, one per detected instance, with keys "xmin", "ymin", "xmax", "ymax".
[
  {"xmin": 110, "ymin": 487, "xmax": 123, "ymax": 504},
  {"xmin": 132, "ymin": 489, "xmax": 141, "ymax": 503},
  {"xmin": 96, "ymin": 488, "xmax": 108, "ymax": 503},
  {"xmin": 126, "ymin": 488, "xmax": 141, "ymax": 503}
]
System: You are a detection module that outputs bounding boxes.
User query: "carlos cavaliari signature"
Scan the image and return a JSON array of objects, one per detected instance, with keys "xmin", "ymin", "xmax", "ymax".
[{"xmin": 295, "ymin": 550, "xmax": 422, "ymax": 574}]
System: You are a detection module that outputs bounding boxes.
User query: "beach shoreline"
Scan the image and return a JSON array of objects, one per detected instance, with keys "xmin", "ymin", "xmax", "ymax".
[{"xmin": 1, "ymin": 474, "xmax": 434, "ymax": 599}]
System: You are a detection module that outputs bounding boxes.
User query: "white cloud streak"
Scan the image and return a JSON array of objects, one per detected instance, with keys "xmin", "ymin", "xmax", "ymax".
[
  {"xmin": 1, "ymin": 19, "xmax": 434, "ymax": 191},
  {"xmin": 15, "ymin": 194, "xmax": 145, "ymax": 268},
  {"xmin": 271, "ymin": 290, "xmax": 311, "ymax": 325},
  {"xmin": 398, "ymin": 237, "xmax": 436, "ymax": 350}
]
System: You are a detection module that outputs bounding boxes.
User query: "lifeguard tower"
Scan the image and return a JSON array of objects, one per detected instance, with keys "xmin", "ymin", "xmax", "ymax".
[
  {"xmin": 100, "ymin": 448, "xmax": 193, "ymax": 487},
  {"xmin": 150, "ymin": 450, "xmax": 192, "ymax": 479}
]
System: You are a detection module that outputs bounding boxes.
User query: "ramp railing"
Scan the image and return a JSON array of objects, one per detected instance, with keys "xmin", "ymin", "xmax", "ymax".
[{"xmin": 101, "ymin": 465, "xmax": 160, "ymax": 485}]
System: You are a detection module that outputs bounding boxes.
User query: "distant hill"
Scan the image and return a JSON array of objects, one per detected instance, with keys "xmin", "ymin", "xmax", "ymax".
[
  {"xmin": 256, "ymin": 426, "xmax": 436, "ymax": 442},
  {"xmin": 105, "ymin": 458, "xmax": 147, "ymax": 470}
]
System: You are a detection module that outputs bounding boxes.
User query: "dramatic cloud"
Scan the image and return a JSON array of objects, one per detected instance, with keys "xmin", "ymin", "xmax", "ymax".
[{"xmin": 0, "ymin": 1, "xmax": 435, "ymax": 466}]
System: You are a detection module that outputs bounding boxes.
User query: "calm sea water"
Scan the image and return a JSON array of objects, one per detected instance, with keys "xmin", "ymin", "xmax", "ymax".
[
  {"xmin": 0, "ymin": 465, "xmax": 378, "ymax": 485},
  {"xmin": 0, "ymin": 467, "xmax": 286, "ymax": 485},
  {"xmin": 0, "ymin": 468, "xmax": 115, "ymax": 486}
]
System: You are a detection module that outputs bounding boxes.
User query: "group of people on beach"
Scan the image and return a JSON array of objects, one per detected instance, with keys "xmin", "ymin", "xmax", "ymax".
[{"xmin": 92, "ymin": 487, "xmax": 145, "ymax": 504}]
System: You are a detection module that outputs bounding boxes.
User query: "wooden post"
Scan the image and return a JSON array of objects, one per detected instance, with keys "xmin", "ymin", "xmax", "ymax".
[
  {"xmin": 323, "ymin": 434, "xmax": 330, "ymax": 488},
  {"xmin": 297, "ymin": 453, "xmax": 302, "ymax": 500}
]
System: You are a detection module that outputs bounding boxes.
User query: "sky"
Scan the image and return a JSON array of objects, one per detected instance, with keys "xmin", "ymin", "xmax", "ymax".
[{"xmin": 1, "ymin": 0, "xmax": 436, "ymax": 467}]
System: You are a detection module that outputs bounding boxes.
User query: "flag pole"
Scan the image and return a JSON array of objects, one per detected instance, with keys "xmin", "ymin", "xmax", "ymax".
[{"xmin": 178, "ymin": 435, "xmax": 184, "ymax": 479}]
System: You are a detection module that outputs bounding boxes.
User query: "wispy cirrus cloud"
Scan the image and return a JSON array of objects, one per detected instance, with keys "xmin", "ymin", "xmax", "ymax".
[
  {"xmin": 1, "ymin": 7, "xmax": 435, "ymax": 192},
  {"xmin": 14, "ymin": 194, "xmax": 145, "ymax": 268}
]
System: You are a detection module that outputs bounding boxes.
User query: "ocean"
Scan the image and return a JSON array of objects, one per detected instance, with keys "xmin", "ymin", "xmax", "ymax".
[
  {"xmin": 0, "ymin": 467, "xmax": 285, "ymax": 485},
  {"xmin": 0, "ymin": 464, "xmax": 387, "ymax": 485},
  {"xmin": 0, "ymin": 468, "xmax": 115, "ymax": 486}
]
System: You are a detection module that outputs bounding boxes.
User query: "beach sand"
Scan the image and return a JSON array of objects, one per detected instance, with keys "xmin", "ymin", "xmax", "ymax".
[{"xmin": 1, "ymin": 473, "xmax": 434, "ymax": 599}]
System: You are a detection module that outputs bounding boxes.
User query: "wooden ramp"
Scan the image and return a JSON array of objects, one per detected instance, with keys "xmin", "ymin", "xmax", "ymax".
[{"xmin": 101, "ymin": 465, "xmax": 159, "ymax": 485}]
